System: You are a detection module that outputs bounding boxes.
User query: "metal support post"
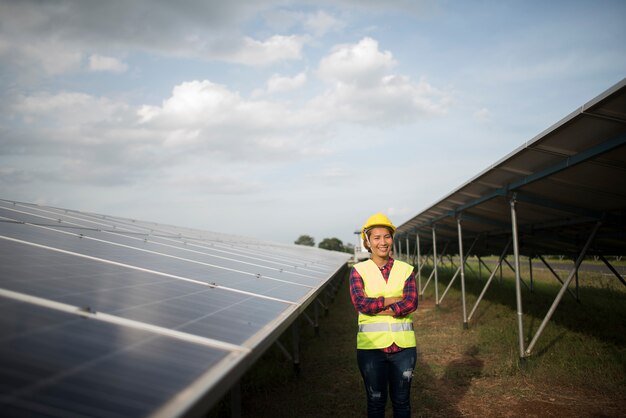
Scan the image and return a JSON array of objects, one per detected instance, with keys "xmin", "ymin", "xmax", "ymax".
[
  {"xmin": 504, "ymin": 258, "xmax": 531, "ymax": 291},
  {"xmin": 457, "ymin": 217, "xmax": 468, "ymax": 329},
  {"xmin": 537, "ymin": 255, "xmax": 578, "ymax": 300},
  {"xmin": 432, "ymin": 226, "xmax": 439, "ymax": 306},
  {"xmin": 406, "ymin": 236, "xmax": 409, "ymax": 262},
  {"xmin": 478, "ymin": 256, "xmax": 482, "ymax": 280},
  {"xmin": 528, "ymin": 256, "xmax": 534, "ymax": 293},
  {"xmin": 525, "ymin": 221, "xmax": 601, "ymax": 356},
  {"xmin": 416, "ymin": 233, "xmax": 422, "ymax": 296},
  {"xmin": 598, "ymin": 254, "xmax": 626, "ymax": 287},
  {"xmin": 510, "ymin": 196, "xmax": 526, "ymax": 360},
  {"xmin": 230, "ymin": 381, "xmax": 241, "ymax": 418},
  {"xmin": 292, "ymin": 318, "xmax": 300, "ymax": 374},
  {"xmin": 398, "ymin": 240, "xmax": 403, "ymax": 261},
  {"xmin": 314, "ymin": 298, "xmax": 320, "ymax": 336},
  {"xmin": 317, "ymin": 297, "xmax": 328, "ymax": 317},
  {"xmin": 478, "ymin": 256, "xmax": 493, "ymax": 275}
]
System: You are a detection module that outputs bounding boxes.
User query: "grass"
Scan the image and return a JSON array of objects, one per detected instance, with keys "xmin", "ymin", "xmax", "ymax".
[{"xmin": 208, "ymin": 261, "xmax": 626, "ymax": 417}]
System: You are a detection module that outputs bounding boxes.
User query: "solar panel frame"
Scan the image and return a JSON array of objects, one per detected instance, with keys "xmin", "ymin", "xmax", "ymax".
[{"xmin": 0, "ymin": 200, "xmax": 350, "ymax": 417}]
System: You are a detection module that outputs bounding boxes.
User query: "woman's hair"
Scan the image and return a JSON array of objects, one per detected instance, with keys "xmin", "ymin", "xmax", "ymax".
[{"xmin": 363, "ymin": 226, "xmax": 393, "ymax": 253}]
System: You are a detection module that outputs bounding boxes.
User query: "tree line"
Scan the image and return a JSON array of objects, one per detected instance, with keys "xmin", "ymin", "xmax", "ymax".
[{"xmin": 294, "ymin": 234, "xmax": 354, "ymax": 254}]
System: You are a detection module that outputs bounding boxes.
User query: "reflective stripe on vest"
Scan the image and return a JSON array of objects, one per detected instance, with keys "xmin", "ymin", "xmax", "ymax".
[{"xmin": 358, "ymin": 323, "xmax": 414, "ymax": 333}]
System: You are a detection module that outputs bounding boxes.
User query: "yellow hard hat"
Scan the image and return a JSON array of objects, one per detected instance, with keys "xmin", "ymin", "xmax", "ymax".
[{"xmin": 361, "ymin": 212, "xmax": 396, "ymax": 241}]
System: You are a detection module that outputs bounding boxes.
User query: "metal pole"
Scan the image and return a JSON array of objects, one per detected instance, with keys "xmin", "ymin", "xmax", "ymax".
[
  {"xmin": 525, "ymin": 221, "xmax": 602, "ymax": 356},
  {"xmin": 537, "ymin": 255, "xmax": 577, "ymax": 300},
  {"xmin": 510, "ymin": 196, "xmax": 526, "ymax": 360},
  {"xmin": 230, "ymin": 381, "xmax": 241, "ymax": 418},
  {"xmin": 416, "ymin": 233, "xmax": 422, "ymax": 296},
  {"xmin": 432, "ymin": 225, "xmax": 439, "ymax": 306},
  {"xmin": 314, "ymin": 303, "xmax": 320, "ymax": 336},
  {"xmin": 406, "ymin": 236, "xmax": 410, "ymax": 262},
  {"xmin": 598, "ymin": 254, "xmax": 626, "ymax": 287},
  {"xmin": 292, "ymin": 318, "xmax": 300, "ymax": 374},
  {"xmin": 457, "ymin": 217, "xmax": 468, "ymax": 329},
  {"xmin": 528, "ymin": 256, "xmax": 534, "ymax": 293}
]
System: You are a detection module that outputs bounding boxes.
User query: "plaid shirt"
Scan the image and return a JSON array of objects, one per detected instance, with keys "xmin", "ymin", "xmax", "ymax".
[{"xmin": 349, "ymin": 257, "xmax": 418, "ymax": 353}]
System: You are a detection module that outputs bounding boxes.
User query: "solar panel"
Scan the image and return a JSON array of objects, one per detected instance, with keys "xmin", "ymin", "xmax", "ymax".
[{"xmin": 0, "ymin": 199, "xmax": 350, "ymax": 416}]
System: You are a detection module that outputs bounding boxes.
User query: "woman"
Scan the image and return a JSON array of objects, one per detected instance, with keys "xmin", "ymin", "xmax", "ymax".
[{"xmin": 349, "ymin": 212, "xmax": 418, "ymax": 418}]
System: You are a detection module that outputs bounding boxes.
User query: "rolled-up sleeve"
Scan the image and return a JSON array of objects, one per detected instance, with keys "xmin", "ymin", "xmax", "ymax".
[{"xmin": 390, "ymin": 271, "xmax": 418, "ymax": 317}]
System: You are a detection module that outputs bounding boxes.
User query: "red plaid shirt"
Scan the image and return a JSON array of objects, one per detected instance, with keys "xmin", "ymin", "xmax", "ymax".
[{"xmin": 349, "ymin": 257, "xmax": 418, "ymax": 353}]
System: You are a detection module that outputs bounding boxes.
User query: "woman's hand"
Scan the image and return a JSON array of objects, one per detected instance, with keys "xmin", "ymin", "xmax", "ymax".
[{"xmin": 377, "ymin": 307, "xmax": 396, "ymax": 316}]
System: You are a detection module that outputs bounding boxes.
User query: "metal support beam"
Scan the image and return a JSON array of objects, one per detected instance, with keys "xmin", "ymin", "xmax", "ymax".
[
  {"xmin": 525, "ymin": 221, "xmax": 602, "ymax": 356},
  {"xmin": 528, "ymin": 257, "xmax": 534, "ymax": 293},
  {"xmin": 458, "ymin": 218, "xmax": 468, "ymax": 329},
  {"xmin": 416, "ymin": 233, "xmax": 422, "ymax": 295},
  {"xmin": 477, "ymin": 256, "xmax": 493, "ymax": 276},
  {"xmin": 292, "ymin": 318, "xmax": 300, "ymax": 374},
  {"xmin": 406, "ymin": 236, "xmax": 410, "ymax": 262},
  {"xmin": 537, "ymin": 255, "xmax": 577, "ymax": 301},
  {"xmin": 433, "ymin": 226, "xmax": 439, "ymax": 306},
  {"xmin": 598, "ymin": 255, "xmax": 626, "ymax": 287},
  {"xmin": 230, "ymin": 381, "xmax": 241, "ymax": 418},
  {"xmin": 503, "ymin": 257, "xmax": 531, "ymax": 291},
  {"xmin": 510, "ymin": 196, "xmax": 526, "ymax": 360}
]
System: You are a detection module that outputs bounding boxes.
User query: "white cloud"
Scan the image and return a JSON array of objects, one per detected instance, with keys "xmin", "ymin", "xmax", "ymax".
[
  {"xmin": 304, "ymin": 11, "xmax": 345, "ymax": 36},
  {"xmin": 313, "ymin": 38, "xmax": 451, "ymax": 124},
  {"xmin": 317, "ymin": 37, "xmax": 396, "ymax": 86},
  {"xmin": 88, "ymin": 54, "xmax": 128, "ymax": 73},
  {"xmin": 218, "ymin": 34, "xmax": 307, "ymax": 65},
  {"xmin": 267, "ymin": 72, "xmax": 307, "ymax": 94}
]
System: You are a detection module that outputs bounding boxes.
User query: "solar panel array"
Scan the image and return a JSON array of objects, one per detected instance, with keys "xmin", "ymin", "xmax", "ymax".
[
  {"xmin": 396, "ymin": 77, "xmax": 626, "ymax": 258},
  {"xmin": 0, "ymin": 199, "xmax": 350, "ymax": 417}
]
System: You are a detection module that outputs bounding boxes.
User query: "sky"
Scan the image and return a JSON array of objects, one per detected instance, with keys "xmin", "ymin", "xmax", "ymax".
[{"xmin": 1, "ymin": 0, "xmax": 625, "ymax": 247}]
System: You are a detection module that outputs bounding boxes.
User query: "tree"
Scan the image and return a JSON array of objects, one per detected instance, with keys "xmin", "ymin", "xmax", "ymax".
[
  {"xmin": 318, "ymin": 237, "xmax": 345, "ymax": 252},
  {"xmin": 294, "ymin": 234, "xmax": 315, "ymax": 246}
]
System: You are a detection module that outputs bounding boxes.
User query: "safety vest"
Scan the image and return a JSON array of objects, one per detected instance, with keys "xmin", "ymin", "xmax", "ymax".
[{"xmin": 354, "ymin": 259, "xmax": 416, "ymax": 350}]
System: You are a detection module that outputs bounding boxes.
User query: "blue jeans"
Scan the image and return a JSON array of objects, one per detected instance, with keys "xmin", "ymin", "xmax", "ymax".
[{"xmin": 357, "ymin": 347, "xmax": 416, "ymax": 418}]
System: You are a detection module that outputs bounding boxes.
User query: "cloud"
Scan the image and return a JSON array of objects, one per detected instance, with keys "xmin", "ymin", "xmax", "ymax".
[
  {"xmin": 0, "ymin": 0, "xmax": 307, "ymax": 79},
  {"xmin": 213, "ymin": 34, "xmax": 307, "ymax": 66},
  {"xmin": 263, "ymin": 8, "xmax": 344, "ymax": 37},
  {"xmin": 88, "ymin": 54, "xmax": 128, "ymax": 73},
  {"xmin": 318, "ymin": 37, "xmax": 396, "ymax": 86},
  {"xmin": 2, "ymin": 34, "xmax": 451, "ymax": 193},
  {"xmin": 313, "ymin": 37, "xmax": 451, "ymax": 124},
  {"xmin": 255, "ymin": 72, "xmax": 308, "ymax": 96}
]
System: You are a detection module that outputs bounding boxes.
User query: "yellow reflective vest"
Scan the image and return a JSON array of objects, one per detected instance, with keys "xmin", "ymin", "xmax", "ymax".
[{"xmin": 354, "ymin": 259, "xmax": 416, "ymax": 350}]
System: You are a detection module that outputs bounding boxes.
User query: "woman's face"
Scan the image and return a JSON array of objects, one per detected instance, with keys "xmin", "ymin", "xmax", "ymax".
[{"xmin": 367, "ymin": 227, "xmax": 393, "ymax": 258}]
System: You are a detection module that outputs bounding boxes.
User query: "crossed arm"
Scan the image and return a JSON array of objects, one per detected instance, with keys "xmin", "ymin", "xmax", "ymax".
[{"xmin": 349, "ymin": 269, "xmax": 418, "ymax": 317}]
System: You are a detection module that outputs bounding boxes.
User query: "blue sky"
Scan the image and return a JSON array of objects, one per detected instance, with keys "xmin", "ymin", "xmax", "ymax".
[{"xmin": 1, "ymin": 0, "xmax": 625, "ymax": 246}]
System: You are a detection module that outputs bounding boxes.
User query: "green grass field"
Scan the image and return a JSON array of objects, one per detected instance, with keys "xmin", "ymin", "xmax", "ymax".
[{"xmin": 209, "ymin": 261, "xmax": 626, "ymax": 417}]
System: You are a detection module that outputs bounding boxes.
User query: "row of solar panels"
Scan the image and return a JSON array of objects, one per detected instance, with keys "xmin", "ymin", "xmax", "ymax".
[{"xmin": 0, "ymin": 199, "xmax": 350, "ymax": 417}]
